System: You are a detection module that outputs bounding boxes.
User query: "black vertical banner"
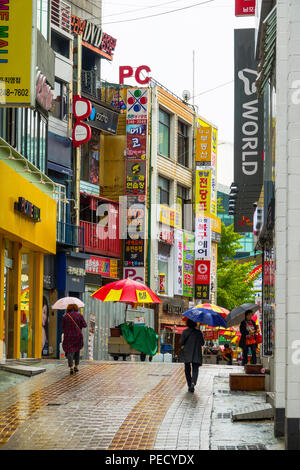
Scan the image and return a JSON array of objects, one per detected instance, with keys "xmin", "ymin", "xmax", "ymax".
[{"xmin": 234, "ymin": 29, "xmax": 264, "ymax": 233}]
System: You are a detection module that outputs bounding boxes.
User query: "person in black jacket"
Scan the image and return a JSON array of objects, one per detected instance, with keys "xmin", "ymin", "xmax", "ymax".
[
  {"xmin": 180, "ymin": 319, "xmax": 204, "ymax": 392},
  {"xmin": 239, "ymin": 310, "xmax": 258, "ymax": 366}
]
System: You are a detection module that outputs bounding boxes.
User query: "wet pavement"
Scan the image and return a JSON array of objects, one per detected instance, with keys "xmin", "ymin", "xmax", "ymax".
[{"xmin": 0, "ymin": 360, "xmax": 285, "ymax": 450}]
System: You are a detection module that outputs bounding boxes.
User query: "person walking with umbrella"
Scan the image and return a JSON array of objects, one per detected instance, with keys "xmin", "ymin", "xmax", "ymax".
[
  {"xmin": 180, "ymin": 319, "xmax": 204, "ymax": 393},
  {"xmin": 61, "ymin": 303, "xmax": 87, "ymax": 375},
  {"xmin": 239, "ymin": 310, "xmax": 258, "ymax": 366}
]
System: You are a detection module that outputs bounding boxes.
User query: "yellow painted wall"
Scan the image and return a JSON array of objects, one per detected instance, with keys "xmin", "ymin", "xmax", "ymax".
[{"xmin": 0, "ymin": 161, "xmax": 57, "ymax": 254}]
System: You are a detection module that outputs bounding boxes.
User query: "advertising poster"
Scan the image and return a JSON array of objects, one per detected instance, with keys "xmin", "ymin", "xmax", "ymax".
[
  {"xmin": 124, "ymin": 196, "xmax": 145, "ymax": 267},
  {"xmin": 125, "ymin": 160, "xmax": 146, "ymax": 195},
  {"xmin": 183, "ymin": 233, "xmax": 194, "ymax": 297},
  {"xmin": 195, "ymin": 216, "xmax": 211, "ymax": 260},
  {"xmin": 85, "ymin": 256, "xmax": 118, "ymax": 278},
  {"xmin": 195, "ymin": 168, "xmax": 212, "ymax": 215},
  {"xmin": 234, "ymin": 29, "xmax": 263, "ymax": 232},
  {"xmin": 0, "ymin": 0, "xmax": 36, "ymax": 107},
  {"xmin": 174, "ymin": 230, "xmax": 183, "ymax": 295}
]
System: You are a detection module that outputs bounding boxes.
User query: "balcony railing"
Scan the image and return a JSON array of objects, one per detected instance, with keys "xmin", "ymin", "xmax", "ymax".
[
  {"xmin": 57, "ymin": 221, "xmax": 85, "ymax": 250},
  {"xmin": 81, "ymin": 71, "xmax": 125, "ymax": 111},
  {"xmin": 51, "ymin": 0, "xmax": 72, "ymax": 34},
  {"xmin": 80, "ymin": 220, "xmax": 121, "ymax": 257}
]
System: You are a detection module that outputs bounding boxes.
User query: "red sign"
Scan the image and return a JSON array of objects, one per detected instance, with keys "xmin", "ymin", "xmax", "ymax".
[
  {"xmin": 71, "ymin": 15, "xmax": 117, "ymax": 61},
  {"xmin": 203, "ymin": 331, "xmax": 219, "ymax": 341},
  {"xmin": 119, "ymin": 65, "xmax": 151, "ymax": 85},
  {"xmin": 160, "ymin": 230, "xmax": 174, "ymax": 245},
  {"xmin": 235, "ymin": 0, "xmax": 256, "ymax": 16},
  {"xmin": 195, "ymin": 260, "xmax": 211, "ymax": 285}
]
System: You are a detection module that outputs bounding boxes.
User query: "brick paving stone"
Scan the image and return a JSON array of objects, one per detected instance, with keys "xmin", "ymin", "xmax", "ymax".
[{"xmin": 0, "ymin": 362, "xmax": 284, "ymax": 451}]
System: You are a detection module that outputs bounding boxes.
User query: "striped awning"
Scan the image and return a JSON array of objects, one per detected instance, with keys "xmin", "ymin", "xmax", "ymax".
[{"xmin": 256, "ymin": 6, "xmax": 277, "ymax": 96}]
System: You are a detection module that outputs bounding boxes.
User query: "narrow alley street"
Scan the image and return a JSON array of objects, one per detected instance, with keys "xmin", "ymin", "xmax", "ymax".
[{"xmin": 0, "ymin": 361, "xmax": 283, "ymax": 451}]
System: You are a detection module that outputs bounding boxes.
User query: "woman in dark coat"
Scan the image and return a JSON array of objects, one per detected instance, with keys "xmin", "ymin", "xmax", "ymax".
[
  {"xmin": 180, "ymin": 319, "xmax": 204, "ymax": 392},
  {"xmin": 239, "ymin": 310, "xmax": 258, "ymax": 366},
  {"xmin": 62, "ymin": 304, "xmax": 87, "ymax": 374}
]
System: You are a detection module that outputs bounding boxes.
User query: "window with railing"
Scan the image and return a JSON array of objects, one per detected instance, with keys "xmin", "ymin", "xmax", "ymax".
[
  {"xmin": 51, "ymin": 0, "xmax": 71, "ymax": 34},
  {"xmin": 0, "ymin": 108, "xmax": 47, "ymax": 174}
]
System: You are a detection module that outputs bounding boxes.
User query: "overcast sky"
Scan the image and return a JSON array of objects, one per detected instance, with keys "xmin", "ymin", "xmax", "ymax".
[{"xmin": 99, "ymin": 0, "xmax": 256, "ymax": 186}]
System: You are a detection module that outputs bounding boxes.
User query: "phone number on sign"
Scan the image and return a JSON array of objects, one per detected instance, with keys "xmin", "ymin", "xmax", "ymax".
[{"xmin": 0, "ymin": 89, "xmax": 29, "ymax": 97}]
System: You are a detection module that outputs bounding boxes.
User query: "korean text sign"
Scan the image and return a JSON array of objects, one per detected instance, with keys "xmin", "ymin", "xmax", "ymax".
[
  {"xmin": 0, "ymin": 0, "xmax": 36, "ymax": 106},
  {"xmin": 195, "ymin": 169, "xmax": 212, "ymax": 215},
  {"xmin": 183, "ymin": 233, "xmax": 194, "ymax": 297}
]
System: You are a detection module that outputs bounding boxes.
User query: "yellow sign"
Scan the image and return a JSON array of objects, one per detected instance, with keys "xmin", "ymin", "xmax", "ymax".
[
  {"xmin": 160, "ymin": 205, "xmax": 181, "ymax": 229},
  {"xmin": 136, "ymin": 290, "xmax": 153, "ymax": 303},
  {"xmin": 0, "ymin": 160, "xmax": 57, "ymax": 254},
  {"xmin": 206, "ymin": 213, "xmax": 221, "ymax": 234},
  {"xmin": 196, "ymin": 126, "xmax": 212, "ymax": 164},
  {"xmin": 195, "ymin": 169, "xmax": 212, "ymax": 215},
  {"xmin": 0, "ymin": 0, "xmax": 35, "ymax": 106}
]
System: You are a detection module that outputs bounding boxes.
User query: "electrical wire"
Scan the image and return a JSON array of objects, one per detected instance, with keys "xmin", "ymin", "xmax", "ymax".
[
  {"xmin": 192, "ymin": 80, "xmax": 233, "ymax": 99},
  {"xmin": 102, "ymin": 0, "xmax": 215, "ymax": 25},
  {"xmin": 102, "ymin": 0, "xmax": 184, "ymax": 19}
]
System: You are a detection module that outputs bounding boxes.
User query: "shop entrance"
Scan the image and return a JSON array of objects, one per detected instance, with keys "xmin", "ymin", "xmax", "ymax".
[
  {"xmin": 3, "ymin": 239, "xmax": 14, "ymax": 359},
  {"xmin": 20, "ymin": 250, "xmax": 35, "ymax": 358}
]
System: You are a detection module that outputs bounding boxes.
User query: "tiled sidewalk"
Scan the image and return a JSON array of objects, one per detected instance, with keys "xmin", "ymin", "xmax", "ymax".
[{"xmin": 0, "ymin": 361, "xmax": 283, "ymax": 450}]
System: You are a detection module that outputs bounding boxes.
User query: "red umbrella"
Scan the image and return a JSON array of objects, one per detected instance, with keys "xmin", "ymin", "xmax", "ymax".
[{"xmin": 91, "ymin": 278, "xmax": 161, "ymax": 304}]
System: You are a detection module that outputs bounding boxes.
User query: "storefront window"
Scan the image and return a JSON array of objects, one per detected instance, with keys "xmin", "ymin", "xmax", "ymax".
[
  {"xmin": 81, "ymin": 129, "xmax": 100, "ymax": 185},
  {"xmin": 20, "ymin": 251, "xmax": 35, "ymax": 358}
]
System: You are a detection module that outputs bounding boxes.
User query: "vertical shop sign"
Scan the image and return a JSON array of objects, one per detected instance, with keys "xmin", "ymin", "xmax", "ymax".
[
  {"xmin": 125, "ymin": 160, "xmax": 146, "ymax": 195},
  {"xmin": 211, "ymin": 127, "xmax": 217, "ymax": 170},
  {"xmin": 126, "ymin": 89, "xmax": 148, "ymax": 160},
  {"xmin": 195, "ymin": 168, "xmax": 212, "ymax": 215},
  {"xmin": 183, "ymin": 232, "xmax": 194, "ymax": 297},
  {"xmin": 234, "ymin": 29, "xmax": 263, "ymax": 232},
  {"xmin": 174, "ymin": 230, "xmax": 183, "ymax": 295},
  {"xmin": 124, "ymin": 196, "xmax": 146, "ymax": 267},
  {"xmin": 195, "ymin": 215, "xmax": 211, "ymax": 260},
  {"xmin": 196, "ymin": 126, "xmax": 212, "ymax": 165},
  {"xmin": 194, "ymin": 260, "xmax": 211, "ymax": 300},
  {"xmin": 0, "ymin": 0, "xmax": 36, "ymax": 106}
]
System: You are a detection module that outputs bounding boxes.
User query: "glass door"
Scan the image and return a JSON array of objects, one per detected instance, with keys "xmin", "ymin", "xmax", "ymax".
[{"xmin": 20, "ymin": 250, "xmax": 35, "ymax": 358}]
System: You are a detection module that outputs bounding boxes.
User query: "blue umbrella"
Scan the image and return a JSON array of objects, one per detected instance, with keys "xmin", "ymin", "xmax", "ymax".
[{"xmin": 182, "ymin": 306, "xmax": 227, "ymax": 328}]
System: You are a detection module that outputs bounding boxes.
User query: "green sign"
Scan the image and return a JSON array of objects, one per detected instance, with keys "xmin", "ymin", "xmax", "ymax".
[{"xmin": 183, "ymin": 232, "xmax": 194, "ymax": 297}]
